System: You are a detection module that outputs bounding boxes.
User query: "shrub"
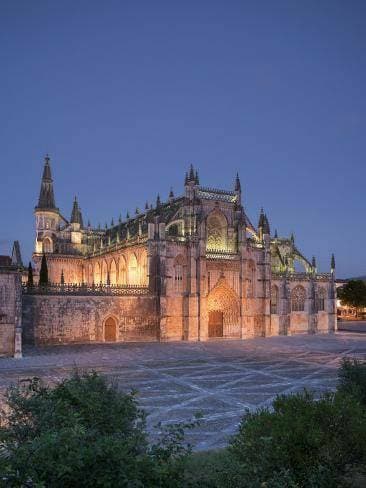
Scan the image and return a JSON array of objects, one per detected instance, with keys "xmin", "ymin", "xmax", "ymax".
[
  {"xmin": 228, "ymin": 390, "xmax": 366, "ymax": 487},
  {"xmin": 338, "ymin": 358, "xmax": 366, "ymax": 405},
  {"xmin": 0, "ymin": 371, "xmax": 191, "ymax": 487}
]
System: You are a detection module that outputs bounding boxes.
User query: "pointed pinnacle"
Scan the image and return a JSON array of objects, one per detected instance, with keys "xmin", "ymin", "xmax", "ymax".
[
  {"xmin": 235, "ymin": 172, "xmax": 241, "ymax": 191},
  {"xmin": 189, "ymin": 164, "xmax": 195, "ymax": 180},
  {"xmin": 195, "ymin": 170, "xmax": 199, "ymax": 185}
]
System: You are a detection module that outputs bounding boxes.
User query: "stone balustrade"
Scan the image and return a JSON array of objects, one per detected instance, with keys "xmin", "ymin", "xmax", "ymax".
[{"xmin": 22, "ymin": 282, "xmax": 151, "ymax": 296}]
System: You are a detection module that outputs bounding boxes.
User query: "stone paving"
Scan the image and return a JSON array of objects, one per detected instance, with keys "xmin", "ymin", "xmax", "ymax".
[
  {"xmin": 0, "ymin": 331, "xmax": 366, "ymax": 450},
  {"xmin": 337, "ymin": 320, "xmax": 366, "ymax": 333}
]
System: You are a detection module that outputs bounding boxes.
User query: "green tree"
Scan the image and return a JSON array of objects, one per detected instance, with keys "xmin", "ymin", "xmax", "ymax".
[
  {"xmin": 338, "ymin": 358, "xmax": 366, "ymax": 406},
  {"xmin": 0, "ymin": 372, "xmax": 192, "ymax": 487},
  {"xmin": 227, "ymin": 390, "xmax": 366, "ymax": 487},
  {"xmin": 39, "ymin": 253, "xmax": 48, "ymax": 285},
  {"xmin": 338, "ymin": 280, "xmax": 366, "ymax": 317},
  {"xmin": 26, "ymin": 261, "xmax": 33, "ymax": 287}
]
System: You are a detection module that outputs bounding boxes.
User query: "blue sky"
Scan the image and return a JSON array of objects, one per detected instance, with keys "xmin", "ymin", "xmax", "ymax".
[{"xmin": 0, "ymin": 0, "xmax": 365, "ymax": 277}]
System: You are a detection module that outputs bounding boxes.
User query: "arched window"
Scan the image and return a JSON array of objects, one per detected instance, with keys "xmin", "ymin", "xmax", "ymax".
[
  {"xmin": 94, "ymin": 262, "xmax": 101, "ymax": 284},
  {"xmin": 291, "ymin": 285, "xmax": 306, "ymax": 312},
  {"xmin": 101, "ymin": 260, "xmax": 108, "ymax": 284},
  {"xmin": 43, "ymin": 237, "xmax": 52, "ymax": 253},
  {"xmin": 271, "ymin": 285, "xmax": 279, "ymax": 314},
  {"xmin": 247, "ymin": 260, "xmax": 256, "ymax": 298},
  {"xmin": 316, "ymin": 287, "xmax": 326, "ymax": 312},
  {"xmin": 128, "ymin": 254, "xmax": 138, "ymax": 285},
  {"xmin": 167, "ymin": 224, "xmax": 179, "ymax": 236},
  {"xmin": 206, "ymin": 211, "xmax": 228, "ymax": 251},
  {"xmin": 139, "ymin": 250, "xmax": 148, "ymax": 286},
  {"xmin": 109, "ymin": 259, "xmax": 117, "ymax": 285},
  {"xmin": 174, "ymin": 255, "xmax": 185, "ymax": 292},
  {"xmin": 119, "ymin": 256, "xmax": 127, "ymax": 285},
  {"xmin": 88, "ymin": 264, "xmax": 93, "ymax": 284}
]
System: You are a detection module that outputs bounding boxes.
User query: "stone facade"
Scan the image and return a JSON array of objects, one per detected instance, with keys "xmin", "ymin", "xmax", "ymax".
[
  {"xmin": 21, "ymin": 157, "xmax": 337, "ymax": 346},
  {"xmin": 0, "ymin": 246, "xmax": 23, "ymax": 357}
]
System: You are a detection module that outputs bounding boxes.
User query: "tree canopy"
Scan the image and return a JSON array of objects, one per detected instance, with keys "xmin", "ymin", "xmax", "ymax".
[{"xmin": 338, "ymin": 280, "xmax": 366, "ymax": 311}]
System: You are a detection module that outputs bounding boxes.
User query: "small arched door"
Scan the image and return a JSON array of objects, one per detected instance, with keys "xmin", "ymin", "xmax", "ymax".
[{"xmin": 104, "ymin": 317, "xmax": 117, "ymax": 342}]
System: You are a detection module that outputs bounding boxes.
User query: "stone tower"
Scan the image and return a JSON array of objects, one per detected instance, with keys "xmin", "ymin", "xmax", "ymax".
[{"xmin": 34, "ymin": 155, "xmax": 62, "ymax": 255}]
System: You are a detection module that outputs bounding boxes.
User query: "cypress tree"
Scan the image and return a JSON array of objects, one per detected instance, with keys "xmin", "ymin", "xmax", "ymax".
[
  {"xmin": 27, "ymin": 262, "xmax": 34, "ymax": 287},
  {"xmin": 39, "ymin": 253, "xmax": 48, "ymax": 285}
]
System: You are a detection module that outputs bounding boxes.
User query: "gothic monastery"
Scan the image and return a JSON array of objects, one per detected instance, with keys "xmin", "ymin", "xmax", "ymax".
[{"xmin": 0, "ymin": 156, "xmax": 337, "ymax": 355}]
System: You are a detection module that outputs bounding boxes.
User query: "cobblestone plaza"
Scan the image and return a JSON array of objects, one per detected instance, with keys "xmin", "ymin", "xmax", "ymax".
[{"xmin": 1, "ymin": 331, "xmax": 365, "ymax": 450}]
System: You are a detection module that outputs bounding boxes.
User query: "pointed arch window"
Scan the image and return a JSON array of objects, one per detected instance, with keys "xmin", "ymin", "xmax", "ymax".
[
  {"xmin": 128, "ymin": 254, "xmax": 138, "ymax": 285},
  {"xmin": 316, "ymin": 287, "xmax": 326, "ymax": 311},
  {"xmin": 94, "ymin": 262, "xmax": 101, "ymax": 284},
  {"xmin": 119, "ymin": 256, "xmax": 127, "ymax": 285},
  {"xmin": 174, "ymin": 255, "xmax": 185, "ymax": 292},
  {"xmin": 139, "ymin": 251, "xmax": 148, "ymax": 286},
  {"xmin": 109, "ymin": 259, "xmax": 117, "ymax": 285},
  {"xmin": 206, "ymin": 211, "xmax": 228, "ymax": 251},
  {"xmin": 291, "ymin": 285, "xmax": 306, "ymax": 312},
  {"xmin": 270, "ymin": 285, "xmax": 279, "ymax": 314},
  {"xmin": 101, "ymin": 260, "xmax": 108, "ymax": 284},
  {"xmin": 43, "ymin": 237, "xmax": 53, "ymax": 253}
]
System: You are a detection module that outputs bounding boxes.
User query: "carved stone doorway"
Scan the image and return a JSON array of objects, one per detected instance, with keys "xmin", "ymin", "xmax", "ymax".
[
  {"xmin": 207, "ymin": 275, "xmax": 240, "ymax": 338},
  {"xmin": 104, "ymin": 317, "xmax": 117, "ymax": 342},
  {"xmin": 208, "ymin": 310, "xmax": 224, "ymax": 337}
]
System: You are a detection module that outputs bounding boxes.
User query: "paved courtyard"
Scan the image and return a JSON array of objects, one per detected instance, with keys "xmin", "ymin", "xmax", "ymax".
[{"xmin": 1, "ymin": 330, "xmax": 366, "ymax": 450}]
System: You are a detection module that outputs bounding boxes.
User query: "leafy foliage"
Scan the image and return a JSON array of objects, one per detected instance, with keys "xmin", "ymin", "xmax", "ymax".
[
  {"xmin": 1, "ymin": 363, "xmax": 366, "ymax": 487},
  {"xmin": 338, "ymin": 358, "xmax": 366, "ymax": 406},
  {"xmin": 228, "ymin": 390, "xmax": 366, "ymax": 487},
  {"xmin": 338, "ymin": 280, "xmax": 366, "ymax": 312},
  {"xmin": 0, "ymin": 372, "xmax": 193, "ymax": 487}
]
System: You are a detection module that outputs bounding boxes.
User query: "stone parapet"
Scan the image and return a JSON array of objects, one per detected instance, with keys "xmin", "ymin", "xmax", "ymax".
[{"xmin": 22, "ymin": 283, "xmax": 150, "ymax": 296}]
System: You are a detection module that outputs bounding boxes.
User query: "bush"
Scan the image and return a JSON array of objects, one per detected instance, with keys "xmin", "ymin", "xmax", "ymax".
[
  {"xmin": 0, "ymin": 371, "xmax": 191, "ymax": 487},
  {"xmin": 227, "ymin": 390, "xmax": 366, "ymax": 487},
  {"xmin": 338, "ymin": 358, "xmax": 366, "ymax": 405}
]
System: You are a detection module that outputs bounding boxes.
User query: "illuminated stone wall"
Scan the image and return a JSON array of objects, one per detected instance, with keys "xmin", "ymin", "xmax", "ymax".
[
  {"xmin": 22, "ymin": 294, "xmax": 159, "ymax": 345},
  {"xmin": 270, "ymin": 278, "xmax": 337, "ymax": 335},
  {"xmin": 0, "ymin": 268, "xmax": 22, "ymax": 356},
  {"xmin": 28, "ymin": 160, "xmax": 337, "ymax": 345}
]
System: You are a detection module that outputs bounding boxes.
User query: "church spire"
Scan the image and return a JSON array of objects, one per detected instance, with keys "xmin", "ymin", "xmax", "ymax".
[
  {"xmin": 312, "ymin": 256, "xmax": 317, "ymax": 273},
  {"xmin": 70, "ymin": 196, "xmax": 83, "ymax": 227},
  {"xmin": 195, "ymin": 170, "xmax": 200, "ymax": 185},
  {"xmin": 263, "ymin": 213, "xmax": 270, "ymax": 235},
  {"xmin": 186, "ymin": 164, "xmax": 198, "ymax": 185},
  {"xmin": 189, "ymin": 164, "xmax": 195, "ymax": 181},
  {"xmin": 258, "ymin": 208, "xmax": 265, "ymax": 229},
  {"xmin": 235, "ymin": 172, "xmax": 241, "ymax": 192},
  {"xmin": 37, "ymin": 155, "xmax": 57, "ymax": 210},
  {"xmin": 331, "ymin": 253, "xmax": 335, "ymax": 272}
]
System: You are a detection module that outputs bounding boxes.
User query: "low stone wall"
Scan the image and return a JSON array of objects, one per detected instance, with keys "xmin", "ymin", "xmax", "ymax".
[{"xmin": 22, "ymin": 294, "xmax": 159, "ymax": 345}]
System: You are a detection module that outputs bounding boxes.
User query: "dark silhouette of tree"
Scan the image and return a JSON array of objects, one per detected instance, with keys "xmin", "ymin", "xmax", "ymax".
[
  {"xmin": 27, "ymin": 262, "xmax": 33, "ymax": 287},
  {"xmin": 338, "ymin": 280, "xmax": 366, "ymax": 317},
  {"xmin": 39, "ymin": 254, "xmax": 48, "ymax": 285}
]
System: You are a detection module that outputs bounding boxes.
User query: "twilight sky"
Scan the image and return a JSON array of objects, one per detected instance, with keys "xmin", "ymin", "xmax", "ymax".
[{"xmin": 0, "ymin": 0, "xmax": 365, "ymax": 278}]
